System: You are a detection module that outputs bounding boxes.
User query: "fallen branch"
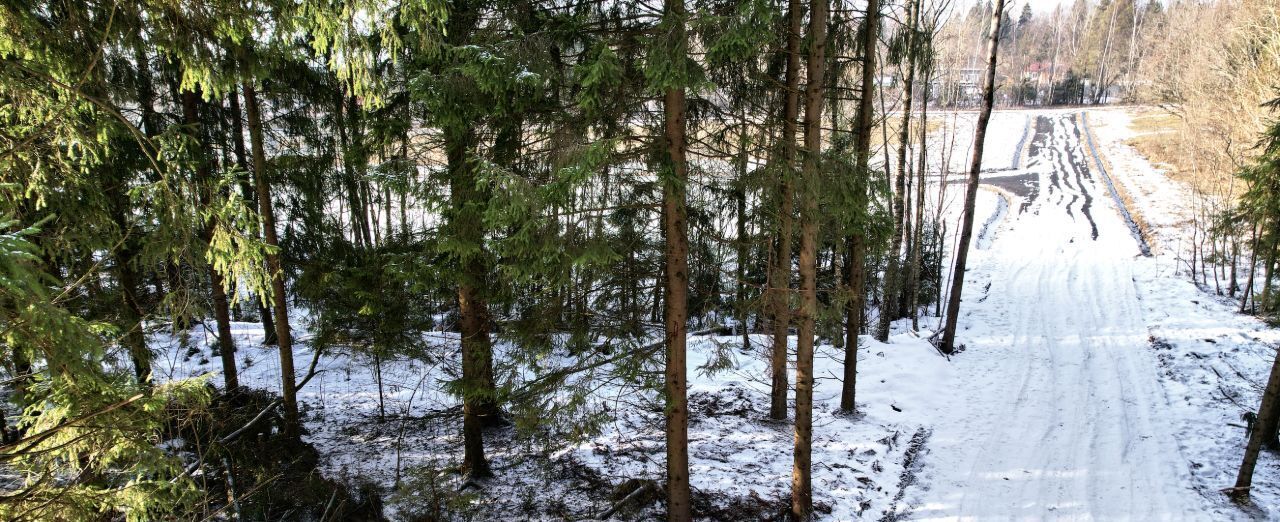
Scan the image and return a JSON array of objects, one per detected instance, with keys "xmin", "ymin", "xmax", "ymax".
[
  {"xmin": 296, "ymin": 347, "xmax": 325, "ymax": 391},
  {"xmin": 923, "ymin": 329, "xmax": 952, "ymax": 360},
  {"xmin": 219, "ymin": 348, "xmax": 325, "ymax": 447},
  {"xmin": 596, "ymin": 480, "xmax": 662, "ymax": 520},
  {"xmin": 218, "ymin": 398, "xmax": 282, "ymax": 446},
  {"xmin": 509, "ymin": 326, "xmax": 724, "ymax": 404},
  {"xmin": 173, "ymin": 348, "xmax": 327, "ymax": 482},
  {"xmin": 1209, "ymin": 366, "xmax": 1251, "ymax": 412}
]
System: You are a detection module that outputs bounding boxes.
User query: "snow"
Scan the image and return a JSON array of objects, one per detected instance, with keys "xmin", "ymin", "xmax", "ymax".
[
  {"xmin": 572, "ymin": 333, "xmax": 949, "ymax": 520},
  {"xmin": 1092, "ymin": 108, "xmax": 1280, "ymax": 517},
  {"xmin": 902, "ymin": 108, "xmax": 1276, "ymax": 520},
  {"xmin": 156, "ymin": 320, "xmax": 952, "ymax": 519},
  {"xmin": 152, "ymin": 107, "xmax": 1280, "ymax": 520}
]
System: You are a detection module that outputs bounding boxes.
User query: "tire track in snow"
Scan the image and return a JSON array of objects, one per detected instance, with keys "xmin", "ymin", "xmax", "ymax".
[
  {"xmin": 1079, "ymin": 112, "xmax": 1152, "ymax": 256},
  {"xmin": 904, "ymin": 111, "xmax": 1205, "ymax": 520}
]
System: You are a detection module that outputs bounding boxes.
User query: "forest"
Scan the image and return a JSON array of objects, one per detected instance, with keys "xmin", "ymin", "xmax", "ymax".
[{"xmin": 3, "ymin": 0, "xmax": 1280, "ymax": 520}]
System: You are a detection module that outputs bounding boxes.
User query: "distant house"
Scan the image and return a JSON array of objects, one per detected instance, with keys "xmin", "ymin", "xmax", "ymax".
[
  {"xmin": 939, "ymin": 67, "xmax": 982, "ymax": 92},
  {"xmin": 927, "ymin": 67, "xmax": 985, "ymax": 106},
  {"xmin": 1023, "ymin": 61, "xmax": 1053, "ymax": 86},
  {"xmin": 955, "ymin": 67, "xmax": 983, "ymax": 89}
]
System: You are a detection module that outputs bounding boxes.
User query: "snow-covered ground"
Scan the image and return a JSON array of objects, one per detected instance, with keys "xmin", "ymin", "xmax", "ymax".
[
  {"xmin": 902, "ymin": 111, "xmax": 1205, "ymax": 519},
  {"xmin": 1092, "ymin": 108, "xmax": 1280, "ymax": 518},
  {"xmin": 156, "ymin": 107, "xmax": 1280, "ymax": 520},
  {"xmin": 572, "ymin": 333, "xmax": 952, "ymax": 520},
  {"xmin": 899, "ymin": 108, "xmax": 1278, "ymax": 520},
  {"xmin": 156, "ymin": 323, "xmax": 952, "ymax": 519}
]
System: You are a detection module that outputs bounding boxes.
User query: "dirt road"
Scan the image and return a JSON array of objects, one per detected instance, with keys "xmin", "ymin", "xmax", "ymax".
[{"xmin": 906, "ymin": 112, "xmax": 1204, "ymax": 520}]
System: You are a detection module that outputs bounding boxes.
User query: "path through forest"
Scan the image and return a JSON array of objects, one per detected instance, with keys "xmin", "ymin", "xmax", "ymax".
[{"xmin": 905, "ymin": 112, "xmax": 1206, "ymax": 520}]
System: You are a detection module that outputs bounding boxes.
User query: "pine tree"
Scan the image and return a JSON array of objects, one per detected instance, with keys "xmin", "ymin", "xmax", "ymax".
[
  {"xmin": 841, "ymin": 0, "xmax": 881, "ymax": 414},
  {"xmin": 0, "ymin": 1, "xmax": 268, "ymax": 517},
  {"xmin": 181, "ymin": 87, "xmax": 240, "ymax": 391},
  {"xmin": 769, "ymin": 0, "xmax": 804, "ymax": 422},
  {"xmin": 793, "ymin": 0, "xmax": 828, "ymax": 517},
  {"xmin": 653, "ymin": 0, "xmax": 695, "ymax": 516},
  {"xmin": 241, "ymin": 73, "xmax": 302, "ymax": 438}
]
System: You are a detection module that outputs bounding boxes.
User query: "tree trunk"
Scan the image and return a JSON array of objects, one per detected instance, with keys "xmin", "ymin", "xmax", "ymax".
[
  {"xmin": 1233, "ymin": 343, "xmax": 1280, "ymax": 499},
  {"xmin": 661, "ymin": 2, "xmax": 692, "ymax": 519},
  {"xmin": 1261, "ymin": 383, "xmax": 1280, "ymax": 451},
  {"xmin": 1261, "ymin": 225, "xmax": 1278, "ymax": 314},
  {"xmin": 447, "ymin": 125, "xmax": 499, "ymax": 479},
  {"xmin": 879, "ymin": 0, "xmax": 920, "ymax": 342},
  {"xmin": 400, "ymin": 109, "xmax": 411, "ymax": 239},
  {"xmin": 1242, "ymin": 221, "xmax": 1259, "ymax": 313},
  {"xmin": 1230, "ymin": 231, "xmax": 1240, "ymax": 298},
  {"xmin": 107, "ymin": 167, "xmax": 149, "ymax": 384},
  {"xmin": 769, "ymin": 0, "xmax": 804, "ymax": 422},
  {"xmin": 384, "ymin": 184, "xmax": 393, "ymax": 241},
  {"xmin": 908, "ymin": 68, "xmax": 932, "ymax": 331},
  {"xmin": 242, "ymin": 79, "xmax": 300, "ymax": 439},
  {"xmin": 227, "ymin": 86, "xmax": 277, "ymax": 345},
  {"xmin": 182, "ymin": 89, "xmax": 239, "ymax": 392},
  {"xmin": 352, "ymin": 96, "xmax": 378, "ymax": 247},
  {"xmin": 941, "ymin": 0, "xmax": 1007, "ymax": 355},
  {"xmin": 842, "ymin": 0, "xmax": 880, "ymax": 414},
  {"xmin": 793, "ymin": 0, "xmax": 826, "ymax": 517},
  {"xmin": 736, "ymin": 117, "xmax": 751, "ymax": 353},
  {"xmin": 116, "ymin": 243, "xmax": 151, "ymax": 383},
  {"xmin": 335, "ymin": 92, "xmax": 371, "ymax": 247},
  {"xmin": 114, "ymin": 41, "xmax": 157, "ymax": 384},
  {"xmin": 1047, "ymin": 16, "xmax": 1061, "ymax": 105},
  {"xmin": 375, "ymin": 352, "xmax": 385, "ymax": 422},
  {"xmin": 1093, "ymin": 2, "xmax": 1120, "ymax": 104},
  {"xmin": 935, "ymin": 221, "xmax": 945, "ymax": 316},
  {"xmin": 827, "ymin": 14, "xmax": 844, "ymax": 352}
]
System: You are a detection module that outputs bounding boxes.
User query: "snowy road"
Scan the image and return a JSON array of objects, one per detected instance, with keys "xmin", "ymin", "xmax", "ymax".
[{"xmin": 905, "ymin": 113, "xmax": 1206, "ymax": 520}]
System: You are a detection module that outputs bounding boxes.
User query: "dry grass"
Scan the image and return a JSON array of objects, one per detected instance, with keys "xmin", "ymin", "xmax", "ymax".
[
  {"xmin": 873, "ymin": 115, "xmax": 946, "ymax": 149},
  {"xmin": 1124, "ymin": 106, "xmax": 1248, "ymax": 205},
  {"xmin": 1123, "ymin": 108, "xmax": 1199, "ymax": 187}
]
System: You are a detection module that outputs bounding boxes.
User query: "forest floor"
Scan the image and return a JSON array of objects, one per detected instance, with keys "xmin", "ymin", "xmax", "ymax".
[
  {"xmin": 154, "ymin": 320, "xmax": 950, "ymax": 520},
  {"xmin": 152, "ymin": 107, "xmax": 1280, "ymax": 520}
]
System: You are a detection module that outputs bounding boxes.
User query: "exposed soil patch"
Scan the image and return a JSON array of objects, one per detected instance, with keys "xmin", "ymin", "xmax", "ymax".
[
  {"xmin": 1079, "ymin": 112, "xmax": 1152, "ymax": 253},
  {"xmin": 982, "ymin": 173, "xmax": 1039, "ymax": 211}
]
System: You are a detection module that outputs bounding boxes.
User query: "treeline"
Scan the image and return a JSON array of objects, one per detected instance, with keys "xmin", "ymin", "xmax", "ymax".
[
  {"xmin": 0, "ymin": 0, "xmax": 1010, "ymax": 520},
  {"xmin": 935, "ymin": 0, "xmax": 1165, "ymax": 107}
]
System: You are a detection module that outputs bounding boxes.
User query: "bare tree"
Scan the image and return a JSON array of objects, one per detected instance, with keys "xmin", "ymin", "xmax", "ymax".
[
  {"xmin": 941, "ymin": 0, "xmax": 1007, "ymax": 355},
  {"xmin": 879, "ymin": 0, "xmax": 921, "ymax": 342}
]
